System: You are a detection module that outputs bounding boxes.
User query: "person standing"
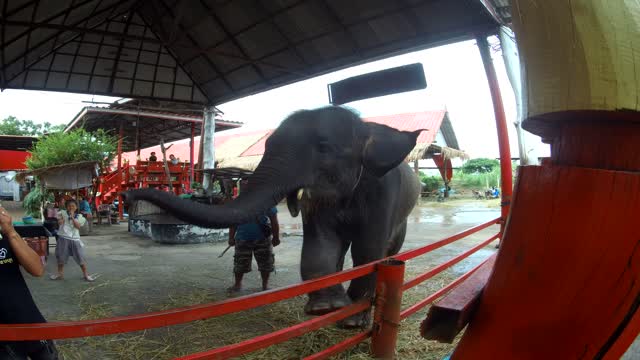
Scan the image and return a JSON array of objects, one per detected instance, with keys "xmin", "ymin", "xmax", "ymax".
[
  {"xmin": 228, "ymin": 206, "xmax": 280, "ymax": 292},
  {"xmin": 50, "ymin": 200, "xmax": 95, "ymax": 282},
  {"xmin": 78, "ymin": 196, "xmax": 92, "ymax": 233},
  {"xmin": 0, "ymin": 205, "xmax": 59, "ymax": 359}
]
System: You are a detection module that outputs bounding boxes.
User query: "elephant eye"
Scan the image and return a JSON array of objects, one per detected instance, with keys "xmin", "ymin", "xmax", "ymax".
[{"xmin": 317, "ymin": 142, "xmax": 331, "ymax": 153}]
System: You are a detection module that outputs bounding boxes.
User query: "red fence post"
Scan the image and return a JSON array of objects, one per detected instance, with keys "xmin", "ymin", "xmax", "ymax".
[{"xmin": 371, "ymin": 259, "xmax": 405, "ymax": 359}]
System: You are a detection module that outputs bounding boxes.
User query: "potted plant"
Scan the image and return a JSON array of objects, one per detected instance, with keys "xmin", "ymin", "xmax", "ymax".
[{"xmin": 191, "ymin": 181, "xmax": 204, "ymax": 196}]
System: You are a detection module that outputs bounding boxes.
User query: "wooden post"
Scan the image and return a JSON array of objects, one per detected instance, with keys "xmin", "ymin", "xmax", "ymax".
[
  {"xmin": 197, "ymin": 117, "xmax": 205, "ymax": 184},
  {"xmin": 135, "ymin": 120, "xmax": 140, "ymax": 160},
  {"xmin": 117, "ymin": 123, "xmax": 124, "ymax": 172},
  {"xmin": 159, "ymin": 138, "xmax": 173, "ymax": 193},
  {"xmin": 117, "ymin": 123, "xmax": 124, "ymax": 220},
  {"xmin": 453, "ymin": 2, "xmax": 640, "ymax": 359},
  {"xmin": 190, "ymin": 122, "xmax": 195, "ymax": 186}
]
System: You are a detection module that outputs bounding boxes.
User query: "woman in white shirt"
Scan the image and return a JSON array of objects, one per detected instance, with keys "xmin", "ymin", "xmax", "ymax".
[{"xmin": 50, "ymin": 199, "xmax": 95, "ymax": 281}]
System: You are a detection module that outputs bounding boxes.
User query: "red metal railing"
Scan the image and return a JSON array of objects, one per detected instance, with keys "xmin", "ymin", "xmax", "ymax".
[{"xmin": 0, "ymin": 217, "xmax": 500, "ymax": 359}]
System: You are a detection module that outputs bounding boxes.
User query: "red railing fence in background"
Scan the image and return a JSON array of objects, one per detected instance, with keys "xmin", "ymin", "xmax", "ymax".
[{"xmin": 0, "ymin": 218, "xmax": 501, "ymax": 359}]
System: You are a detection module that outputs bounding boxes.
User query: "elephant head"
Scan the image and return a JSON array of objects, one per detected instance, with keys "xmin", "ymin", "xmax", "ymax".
[{"xmin": 123, "ymin": 106, "xmax": 423, "ymax": 227}]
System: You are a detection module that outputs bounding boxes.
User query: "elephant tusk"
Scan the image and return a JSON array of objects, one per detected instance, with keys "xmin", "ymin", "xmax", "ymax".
[{"xmin": 297, "ymin": 188, "xmax": 304, "ymax": 200}]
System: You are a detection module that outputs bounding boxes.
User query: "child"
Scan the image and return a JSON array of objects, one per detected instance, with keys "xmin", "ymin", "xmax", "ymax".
[{"xmin": 50, "ymin": 199, "xmax": 95, "ymax": 281}]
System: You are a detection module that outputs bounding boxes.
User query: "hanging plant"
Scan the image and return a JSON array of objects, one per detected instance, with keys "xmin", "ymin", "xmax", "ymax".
[{"xmin": 26, "ymin": 128, "xmax": 118, "ymax": 170}]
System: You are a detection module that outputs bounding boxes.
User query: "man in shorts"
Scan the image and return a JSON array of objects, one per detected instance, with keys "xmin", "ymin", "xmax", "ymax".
[
  {"xmin": 227, "ymin": 185, "xmax": 280, "ymax": 292},
  {"xmin": 0, "ymin": 205, "xmax": 59, "ymax": 359}
]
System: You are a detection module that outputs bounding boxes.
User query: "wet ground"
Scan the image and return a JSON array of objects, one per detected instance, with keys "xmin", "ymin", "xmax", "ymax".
[{"xmin": 5, "ymin": 199, "xmax": 637, "ymax": 359}]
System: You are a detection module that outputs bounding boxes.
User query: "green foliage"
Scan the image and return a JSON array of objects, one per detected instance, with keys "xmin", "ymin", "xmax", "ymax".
[
  {"xmin": 451, "ymin": 167, "xmax": 500, "ymax": 189},
  {"xmin": 0, "ymin": 116, "xmax": 65, "ymax": 136},
  {"xmin": 461, "ymin": 158, "xmax": 500, "ymax": 174},
  {"xmin": 26, "ymin": 128, "xmax": 118, "ymax": 170},
  {"xmin": 418, "ymin": 172, "xmax": 442, "ymax": 192},
  {"xmin": 22, "ymin": 183, "xmax": 53, "ymax": 218}
]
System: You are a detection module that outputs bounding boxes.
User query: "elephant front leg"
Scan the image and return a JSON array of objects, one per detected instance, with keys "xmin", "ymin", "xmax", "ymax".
[
  {"xmin": 338, "ymin": 236, "xmax": 390, "ymax": 329},
  {"xmin": 301, "ymin": 228, "xmax": 351, "ymax": 315}
]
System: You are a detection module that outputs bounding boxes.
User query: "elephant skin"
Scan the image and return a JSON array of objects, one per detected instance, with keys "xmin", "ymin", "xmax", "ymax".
[{"xmin": 123, "ymin": 106, "xmax": 423, "ymax": 328}]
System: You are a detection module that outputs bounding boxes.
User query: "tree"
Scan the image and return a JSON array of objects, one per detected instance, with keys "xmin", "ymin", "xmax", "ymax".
[
  {"xmin": 0, "ymin": 116, "xmax": 65, "ymax": 136},
  {"xmin": 461, "ymin": 158, "xmax": 500, "ymax": 174}
]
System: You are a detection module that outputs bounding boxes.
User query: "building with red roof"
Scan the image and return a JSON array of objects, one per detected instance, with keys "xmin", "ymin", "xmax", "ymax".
[{"xmin": 123, "ymin": 110, "xmax": 466, "ymax": 175}]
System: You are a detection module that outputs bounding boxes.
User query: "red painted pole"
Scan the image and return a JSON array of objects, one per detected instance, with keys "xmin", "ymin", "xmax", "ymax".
[
  {"xmin": 476, "ymin": 34, "xmax": 512, "ymax": 234},
  {"xmin": 190, "ymin": 122, "xmax": 195, "ymax": 187},
  {"xmin": 370, "ymin": 258, "xmax": 405, "ymax": 359},
  {"xmin": 117, "ymin": 123, "xmax": 124, "ymax": 220}
]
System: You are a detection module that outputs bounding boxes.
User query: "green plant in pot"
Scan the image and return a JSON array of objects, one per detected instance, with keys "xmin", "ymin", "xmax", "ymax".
[{"xmin": 191, "ymin": 181, "xmax": 204, "ymax": 196}]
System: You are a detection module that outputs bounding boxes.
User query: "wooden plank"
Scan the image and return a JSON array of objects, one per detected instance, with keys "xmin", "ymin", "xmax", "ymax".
[{"xmin": 420, "ymin": 253, "xmax": 497, "ymax": 343}]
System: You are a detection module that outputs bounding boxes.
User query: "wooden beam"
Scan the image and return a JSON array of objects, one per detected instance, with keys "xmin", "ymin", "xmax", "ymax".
[{"xmin": 420, "ymin": 253, "xmax": 496, "ymax": 343}]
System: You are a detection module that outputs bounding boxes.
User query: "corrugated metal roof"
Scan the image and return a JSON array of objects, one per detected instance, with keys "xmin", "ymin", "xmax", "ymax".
[{"xmin": 0, "ymin": 0, "xmax": 505, "ymax": 105}]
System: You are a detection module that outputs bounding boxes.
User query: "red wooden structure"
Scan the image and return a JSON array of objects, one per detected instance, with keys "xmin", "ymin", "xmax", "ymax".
[
  {"xmin": 95, "ymin": 160, "xmax": 193, "ymax": 206},
  {"xmin": 64, "ymin": 104, "xmax": 242, "ymax": 212}
]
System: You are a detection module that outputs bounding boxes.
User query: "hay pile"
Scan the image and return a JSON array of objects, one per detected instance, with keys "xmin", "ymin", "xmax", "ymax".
[{"xmin": 56, "ymin": 269, "xmax": 462, "ymax": 359}]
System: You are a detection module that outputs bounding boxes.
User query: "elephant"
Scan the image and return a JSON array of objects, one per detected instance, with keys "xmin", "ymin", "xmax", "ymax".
[{"xmin": 124, "ymin": 106, "xmax": 423, "ymax": 328}]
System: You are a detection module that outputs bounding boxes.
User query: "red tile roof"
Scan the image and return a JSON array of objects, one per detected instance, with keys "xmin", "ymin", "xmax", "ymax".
[{"xmin": 237, "ymin": 111, "xmax": 446, "ymax": 157}]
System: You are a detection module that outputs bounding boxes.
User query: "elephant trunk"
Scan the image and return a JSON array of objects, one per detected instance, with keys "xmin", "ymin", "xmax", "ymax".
[{"xmin": 123, "ymin": 153, "xmax": 308, "ymax": 229}]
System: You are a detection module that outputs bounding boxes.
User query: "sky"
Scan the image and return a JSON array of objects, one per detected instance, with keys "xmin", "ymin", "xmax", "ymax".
[{"xmin": 0, "ymin": 38, "xmax": 550, "ymax": 159}]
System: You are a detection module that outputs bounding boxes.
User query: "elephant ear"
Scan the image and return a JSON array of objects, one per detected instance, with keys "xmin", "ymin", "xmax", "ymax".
[{"xmin": 362, "ymin": 123, "xmax": 425, "ymax": 177}]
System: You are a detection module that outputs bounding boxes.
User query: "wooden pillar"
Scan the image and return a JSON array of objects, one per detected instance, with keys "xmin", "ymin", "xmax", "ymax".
[
  {"xmin": 190, "ymin": 122, "xmax": 195, "ymax": 186},
  {"xmin": 452, "ymin": 2, "xmax": 640, "ymax": 359},
  {"xmin": 117, "ymin": 123, "xmax": 124, "ymax": 172},
  {"xmin": 135, "ymin": 121, "xmax": 140, "ymax": 159},
  {"xmin": 117, "ymin": 123, "xmax": 124, "ymax": 220},
  {"xmin": 197, "ymin": 117, "xmax": 205, "ymax": 184},
  {"xmin": 413, "ymin": 159, "xmax": 419, "ymax": 174}
]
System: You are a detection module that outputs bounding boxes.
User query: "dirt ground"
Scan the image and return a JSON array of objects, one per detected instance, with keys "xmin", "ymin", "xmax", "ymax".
[{"xmin": 5, "ymin": 197, "xmax": 631, "ymax": 359}]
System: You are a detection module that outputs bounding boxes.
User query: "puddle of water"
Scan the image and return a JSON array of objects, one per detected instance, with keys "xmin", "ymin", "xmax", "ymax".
[
  {"xmin": 410, "ymin": 205, "xmax": 499, "ymax": 226},
  {"xmin": 106, "ymin": 254, "xmax": 142, "ymax": 261}
]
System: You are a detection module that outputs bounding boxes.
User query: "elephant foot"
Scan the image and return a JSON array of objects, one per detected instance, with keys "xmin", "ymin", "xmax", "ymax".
[
  {"xmin": 337, "ymin": 310, "xmax": 371, "ymax": 329},
  {"xmin": 304, "ymin": 292, "xmax": 352, "ymax": 315}
]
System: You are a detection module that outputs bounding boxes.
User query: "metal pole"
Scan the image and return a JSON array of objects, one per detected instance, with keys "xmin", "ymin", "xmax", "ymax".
[
  {"xmin": 476, "ymin": 34, "xmax": 513, "ymax": 234},
  {"xmin": 202, "ymin": 105, "xmax": 216, "ymax": 191},
  {"xmin": 371, "ymin": 259, "xmax": 405, "ymax": 359}
]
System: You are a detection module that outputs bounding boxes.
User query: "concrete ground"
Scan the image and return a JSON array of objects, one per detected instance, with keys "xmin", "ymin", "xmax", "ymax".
[{"xmin": 4, "ymin": 199, "xmax": 638, "ymax": 359}]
